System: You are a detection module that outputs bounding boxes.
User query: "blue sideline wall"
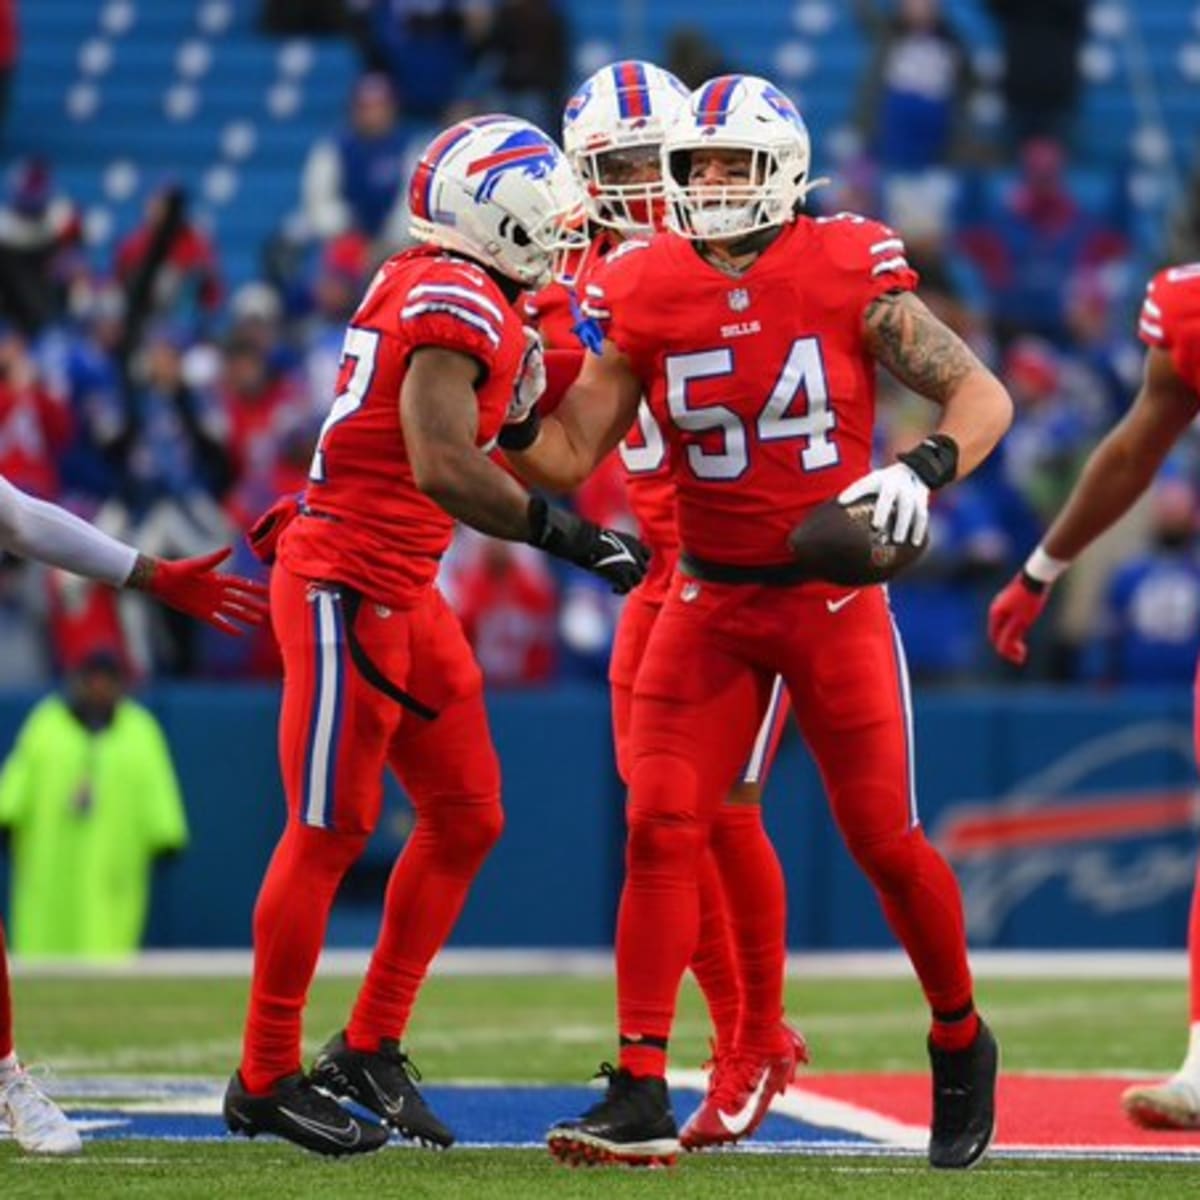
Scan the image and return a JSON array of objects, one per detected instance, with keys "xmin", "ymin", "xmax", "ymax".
[{"xmin": 0, "ymin": 684, "xmax": 1195, "ymax": 951}]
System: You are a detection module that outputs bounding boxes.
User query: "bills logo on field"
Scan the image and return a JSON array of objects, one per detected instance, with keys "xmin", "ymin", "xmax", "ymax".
[
  {"xmin": 467, "ymin": 130, "xmax": 560, "ymax": 202},
  {"xmin": 728, "ymin": 287, "xmax": 751, "ymax": 312},
  {"xmin": 932, "ymin": 722, "xmax": 1199, "ymax": 943}
]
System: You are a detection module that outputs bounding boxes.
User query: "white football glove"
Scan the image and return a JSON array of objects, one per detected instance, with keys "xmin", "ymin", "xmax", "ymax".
[
  {"xmin": 507, "ymin": 327, "xmax": 546, "ymax": 424},
  {"xmin": 838, "ymin": 462, "xmax": 930, "ymax": 546}
]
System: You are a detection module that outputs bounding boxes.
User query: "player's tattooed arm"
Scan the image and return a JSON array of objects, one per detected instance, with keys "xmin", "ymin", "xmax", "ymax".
[
  {"xmin": 863, "ymin": 290, "xmax": 1013, "ymax": 480},
  {"xmin": 862, "ymin": 291, "xmax": 982, "ymax": 403},
  {"xmin": 401, "ymin": 347, "xmax": 535, "ymax": 542}
]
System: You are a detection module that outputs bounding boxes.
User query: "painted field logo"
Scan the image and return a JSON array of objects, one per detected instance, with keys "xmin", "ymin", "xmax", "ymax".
[{"xmin": 932, "ymin": 723, "xmax": 1200, "ymax": 942}]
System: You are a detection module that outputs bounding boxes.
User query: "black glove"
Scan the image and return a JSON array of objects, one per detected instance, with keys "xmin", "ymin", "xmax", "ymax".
[
  {"xmin": 897, "ymin": 433, "xmax": 959, "ymax": 490},
  {"xmin": 526, "ymin": 496, "xmax": 649, "ymax": 594}
]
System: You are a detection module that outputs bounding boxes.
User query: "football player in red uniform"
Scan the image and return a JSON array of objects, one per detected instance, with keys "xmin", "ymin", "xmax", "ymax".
[
  {"xmin": 0, "ymin": 478, "xmax": 266, "ymax": 1154},
  {"xmin": 504, "ymin": 75, "xmax": 1012, "ymax": 1169},
  {"xmin": 223, "ymin": 114, "xmax": 649, "ymax": 1157},
  {"xmin": 527, "ymin": 60, "xmax": 805, "ymax": 1149},
  {"xmin": 990, "ymin": 264, "xmax": 1200, "ymax": 1131}
]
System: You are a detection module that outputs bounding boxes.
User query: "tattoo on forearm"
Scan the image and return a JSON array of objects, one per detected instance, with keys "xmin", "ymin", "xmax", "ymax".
[{"xmin": 864, "ymin": 292, "xmax": 981, "ymax": 402}]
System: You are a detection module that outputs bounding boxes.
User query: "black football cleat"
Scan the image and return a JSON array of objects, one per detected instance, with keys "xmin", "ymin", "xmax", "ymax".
[
  {"xmin": 928, "ymin": 1019, "xmax": 999, "ymax": 1169},
  {"xmin": 310, "ymin": 1031, "xmax": 455, "ymax": 1149},
  {"xmin": 547, "ymin": 1063, "xmax": 679, "ymax": 1167},
  {"xmin": 222, "ymin": 1069, "xmax": 389, "ymax": 1157}
]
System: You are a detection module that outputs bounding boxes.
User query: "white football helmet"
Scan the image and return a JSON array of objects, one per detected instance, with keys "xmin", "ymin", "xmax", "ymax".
[
  {"xmin": 562, "ymin": 60, "xmax": 689, "ymax": 235},
  {"xmin": 408, "ymin": 114, "xmax": 589, "ymax": 288},
  {"xmin": 663, "ymin": 75, "xmax": 821, "ymax": 241}
]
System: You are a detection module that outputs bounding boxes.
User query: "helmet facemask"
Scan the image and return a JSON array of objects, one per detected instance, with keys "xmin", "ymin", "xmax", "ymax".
[{"xmin": 578, "ymin": 144, "xmax": 667, "ymax": 236}]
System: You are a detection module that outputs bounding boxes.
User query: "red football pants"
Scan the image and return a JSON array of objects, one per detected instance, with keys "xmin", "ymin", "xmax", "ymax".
[
  {"xmin": 241, "ymin": 565, "xmax": 502, "ymax": 1090},
  {"xmin": 616, "ymin": 576, "xmax": 973, "ymax": 1062}
]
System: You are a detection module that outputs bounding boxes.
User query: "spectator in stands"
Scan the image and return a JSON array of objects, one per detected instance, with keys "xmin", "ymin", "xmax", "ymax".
[
  {"xmin": 853, "ymin": 0, "xmax": 977, "ymax": 173},
  {"xmin": 454, "ymin": 536, "xmax": 558, "ymax": 687},
  {"xmin": 354, "ymin": 0, "xmax": 486, "ymax": 122},
  {"xmin": 0, "ymin": 0, "xmax": 15, "ymax": 142},
  {"xmin": 0, "ymin": 322, "xmax": 72, "ymax": 501},
  {"xmin": 985, "ymin": 0, "xmax": 1086, "ymax": 149},
  {"xmin": 475, "ymin": 0, "xmax": 568, "ymax": 132},
  {"xmin": 0, "ymin": 158, "xmax": 82, "ymax": 335},
  {"xmin": 302, "ymin": 234, "xmax": 369, "ymax": 421},
  {"xmin": 957, "ymin": 137, "xmax": 1128, "ymax": 346},
  {"xmin": 300, "ymin": 73, "xmax": 412, "ymax": 253},
  {"xmin": 260, "ymin": 0, "xmax": 349, "ymax": 34},
  {"xmin": 220, "ymin": 334, "xmax": 314, "ymax": 530},
  {"xmin": 664, "ymin": 25, "xmax": 728, "ymax": 89},
  {"xmin": 1080, "ymin": 478, "xmax": 1200, "ymax": 684},
  {"xmin": 115, "ymin": 183, "xmax": 223, "ymax": 338},
  {"xmin": 0, "ymin": 648, "xmax": 188, "ymax": 959}
]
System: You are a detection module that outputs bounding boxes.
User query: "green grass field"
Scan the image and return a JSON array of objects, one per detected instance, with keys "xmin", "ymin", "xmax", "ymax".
[{"xmin": 3, "ymin": 971, "xmax": 1198, "ymax": 1198}]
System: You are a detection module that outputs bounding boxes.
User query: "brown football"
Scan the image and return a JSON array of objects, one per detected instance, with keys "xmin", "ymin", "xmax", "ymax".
[{"xmin": 787, "ymin": 497, "xmax": 929, "ymax": 586}]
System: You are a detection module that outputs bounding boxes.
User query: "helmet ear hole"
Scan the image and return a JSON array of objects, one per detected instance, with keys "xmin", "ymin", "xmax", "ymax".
[{"xmin": 511, "ymin": 224, "xmax": 532, "ymax": 247}]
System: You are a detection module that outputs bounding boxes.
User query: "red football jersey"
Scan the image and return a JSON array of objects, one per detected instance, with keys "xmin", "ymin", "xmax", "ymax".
[
  {"xmin": 528, "ymin": 231, "xmax": 680, "ymax": 599},
  {"xmin": 1138, "ymin": 264, "xmax": 1200, "ymax": 394},
  {"xmin": 585, "ymin": 214, "xmax": 918, "ymax": 567},
  {"xmin": 280, "ymin": 246, "xmax": 527, "ymax": 607}
]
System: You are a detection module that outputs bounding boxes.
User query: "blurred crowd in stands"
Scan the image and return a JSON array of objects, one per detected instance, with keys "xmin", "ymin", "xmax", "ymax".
[{"xmin": 0, "ymin": 0, "xmax": 1198, "ymax": 691}]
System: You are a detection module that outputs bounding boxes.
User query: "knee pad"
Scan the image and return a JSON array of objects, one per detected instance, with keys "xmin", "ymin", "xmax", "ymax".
[
  {"xmin": 626, "ymin": 808, "xmax": 706, "ymax": 878},
  {"xmin": 419, "ymin": 795, "xmax": 505, "ymax": 878}
]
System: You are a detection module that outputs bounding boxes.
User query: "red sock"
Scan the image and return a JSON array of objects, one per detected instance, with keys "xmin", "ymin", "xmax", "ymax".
[
  {"xmin": 347, "ymin": 796, "xmax": 502, "ymax": 1052},
  {"xmin": 0, "ymin": 920, "xmax": 12, "ymax": 1060},
  {"xmin": 851, "ymin": 827, "xmax": 975, "ymax": 1024},
  {"xmin": 711, "ymin": 805, "xmax": 788, "ymax": 1055},
  {"xmin": 930, "ymin": 1006, "xmax": 980, "ymax": 1052},
  {"xmin": 689, "ymin": 848, "xmax": 740, "ymax": 1057},
  {"xmin": 240, "ymin": 823, "xmax": 366, "ymax": 1094},
  {"xmin": 616, "ymin": 797, "xmax": 710, "ymax": 1079}
]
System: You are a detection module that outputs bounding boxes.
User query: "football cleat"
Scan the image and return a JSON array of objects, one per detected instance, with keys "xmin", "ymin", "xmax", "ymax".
[
  {"xmin": 222, "ymin": 1069, "xmax": 389, "ymax": 1157},
  {"xmin": 1121, "ymin": 1077, "xmax": 1200, "ymax": 1130},
  {"xmin": 928, "ymin": 1019, "xmax": 999, "ymax": 1170},
  {"xmin": 310, "ymin": 1031, "xmax": 455, "ymax": 1148},
  {"xmin": 0, "ymin": 1063, "xmax": 82, "ymax": 1155},
  {"xmin": 680, "ymin": 1022, "xmax": 808, "ymax": 1150},
  {"xmin": 547, "ymin": 1062, "xmax": 679, "ymax": 1167}
]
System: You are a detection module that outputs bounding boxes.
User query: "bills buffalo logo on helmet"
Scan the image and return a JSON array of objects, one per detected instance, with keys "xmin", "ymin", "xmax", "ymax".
[{"xmin": 467, "ymin": 130, "xmax": 560, "ymax": 203}]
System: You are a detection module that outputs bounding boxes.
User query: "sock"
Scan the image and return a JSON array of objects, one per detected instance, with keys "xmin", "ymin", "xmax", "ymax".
[
  {"xmin": 240, "ymin": 823, "xmax": 366, "ymax": 1094},
  {"xmin": 0, "ymin": 1051, "xmax": 16, "ymax": 1077},
  {"xmin": 711, "ymin": 804, "xmax": 787, "ymax": 1056},
  {"xmin": 688, "ymin": 848, "xmax": 740, "ymax": 1057},
  {"xmin": 930, "ymin": 1002, "xmax": 980, "ymax": 1052},
  {"xmin": 1177, "ymin": 1022, "xmax": 1200, "ymax": 1082},
  {"xmin": 347, "ymin": 795, "xmax": 502, "ymax": 1053},
  {"xmin": 0, "ymin": 921, "xmax": 11, "ymax": 1061}
]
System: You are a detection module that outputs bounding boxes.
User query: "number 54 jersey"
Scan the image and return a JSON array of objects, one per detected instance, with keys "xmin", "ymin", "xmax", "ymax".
[
  {"xmin": 279, "ymin": 246, "xmax": 528, "ymax": 608},
  {"xmin": 584, "ymin": 214, "xmax": 918, "ymax": 568}
]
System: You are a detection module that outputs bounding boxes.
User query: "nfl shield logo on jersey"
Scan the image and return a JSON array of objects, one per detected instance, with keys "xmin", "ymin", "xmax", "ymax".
[{"xmin": 728, "ymin": 287, "xmax": 750, "ymax": 312}]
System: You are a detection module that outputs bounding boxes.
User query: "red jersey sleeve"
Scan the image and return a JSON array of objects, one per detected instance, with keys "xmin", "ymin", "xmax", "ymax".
[
  {"xmin": 394, "ymin": 259, "xmax": 509, "ymax": 373},
  {"xmin": 818, "ymin": 213, "xmax": 920, "ymax": 309},
  {"xmin": 580, "ymin": 238, "xmax": 652, "ymax": 354},
  {"xmin": 1140, "ymin": 265, "xmax": 1200, "ymax": 393}
]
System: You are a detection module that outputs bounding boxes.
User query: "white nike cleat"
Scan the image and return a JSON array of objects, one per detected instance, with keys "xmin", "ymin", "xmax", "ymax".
[
  {"xmin": 1121, "ymin": 1076, "xmax": 1200, "ymax": 1130},
  {"xmin": 0, "ymin": 1064, "xmax": 82, "ymax": 1155}
]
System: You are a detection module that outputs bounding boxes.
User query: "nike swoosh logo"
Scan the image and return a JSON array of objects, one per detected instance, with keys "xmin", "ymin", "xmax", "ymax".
[
  {"xmin": 825, "ymin": 590, "xmax": 861, "ymax": 614},
  {"xmin": 278, "ymin": 1105, "xmax": 363, "ymax": 1147},
  {"xmin": 595, "ymin": 534, "xmax": 637, "ymax": 570},
  {"xmin": 717, "ymin": 1070, "xmax": 771, "ymax": 1136},
  {"xmin": 363, "ymin": 1068, "xmax": 405, "ymax": 1120}
]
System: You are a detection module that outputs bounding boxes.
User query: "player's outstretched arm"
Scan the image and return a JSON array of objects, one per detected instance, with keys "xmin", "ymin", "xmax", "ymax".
[
  {"xmin": 989, "ymin": 346, "xmax": 1200, "ymax": 664},
  {"xmin": 402, "ymin": 346, "xmax": 649, "ymax": 594},
  {"xmin": 863, "ymin": 290, "xmax": 1013, "ymax": 480},
  {"xmin": 0, "ymin": 474, "xmax": 268, "ymax": 634},
  {"xmin": 502, "ymin": 339, "xmax": 642, "ymax": 493}
]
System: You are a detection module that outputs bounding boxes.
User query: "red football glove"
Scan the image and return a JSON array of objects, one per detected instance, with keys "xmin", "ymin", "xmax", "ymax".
[
  {"xmin": 139, "ymin": 548, "xmax": 270, "ymax": 636},
  {"xmin": 988, "ymin": 571, "xmax": 1049, "ymax": 666}
]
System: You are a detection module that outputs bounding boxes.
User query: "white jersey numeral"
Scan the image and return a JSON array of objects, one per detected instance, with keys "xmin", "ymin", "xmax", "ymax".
[
  {"xmin": 309, "ymin": 326, "xmax": 381, "ymax": 484},
  {"xmin": 664, "ymin": 337, "xmax": 838, "ymax": 481},
  {"xmin": 618, "ymin": 399, "xmax": 668, "ymax": 474}
]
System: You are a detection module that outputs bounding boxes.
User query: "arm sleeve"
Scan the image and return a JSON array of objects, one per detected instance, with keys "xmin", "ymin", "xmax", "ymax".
[{"xmin": 0, "ymin": 475, "xmax": 137, "ymax": 586}]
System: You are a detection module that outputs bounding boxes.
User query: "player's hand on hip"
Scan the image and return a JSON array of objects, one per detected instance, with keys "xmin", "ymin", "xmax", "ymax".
[
  {"xmin": 526, "ymin": 497, "xmax": 649, "ymax": 594},
  {"xmin": 988, "ymin": 571, "xmax": 1049, "ymax": 666},
  {"xmin": 838, "ymin": 462, "xmax": 929, "ymax": 545},
  {"xmin": 137, "ymin": 548, "xmax": 271, "ymax": 635}
]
